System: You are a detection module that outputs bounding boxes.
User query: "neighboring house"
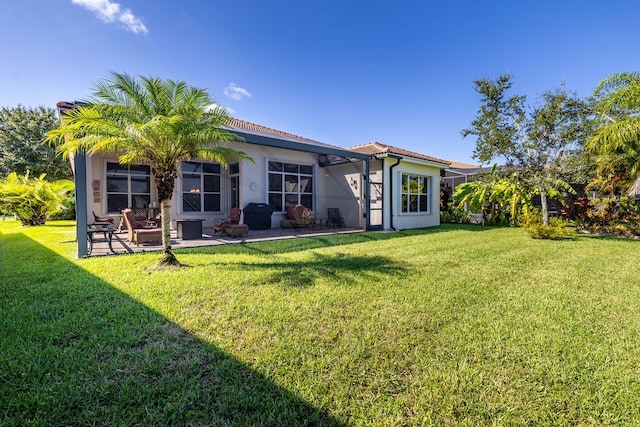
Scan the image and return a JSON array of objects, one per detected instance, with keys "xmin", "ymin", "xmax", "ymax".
[
  {"xmin": 348, "ymin": 142, "xmax": 450, "ymax": 230},
  {"xmin": 59, "ymin": 102, "xmax": 449, "ymax": 240},
  {"xmin": 441, "ymin": 161, "xmax": 493, "ymax": 193}
]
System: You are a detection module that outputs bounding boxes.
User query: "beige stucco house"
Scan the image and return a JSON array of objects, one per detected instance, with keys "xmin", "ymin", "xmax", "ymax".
[{"xmin": 58, "ymin": 101, "xmax": 449, "ymax": 256}]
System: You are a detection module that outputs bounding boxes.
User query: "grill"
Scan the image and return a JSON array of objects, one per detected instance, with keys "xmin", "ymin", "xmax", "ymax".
[{"xmin": 243, "ymin": 203, "xmax": 274, "ymax": 230}]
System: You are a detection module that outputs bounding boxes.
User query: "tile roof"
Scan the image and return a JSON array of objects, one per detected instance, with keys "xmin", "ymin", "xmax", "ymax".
[
  {"xmin": 226, "ymin": 118, "xmax": 345, "ymax": 151},
  {"xmin": 348, "ymin": 142, "xmax": 451, "ymax": 166},
  {"xmin": 448, "ymin": 160, "xmax": 479, "ymax": 169},
  {"xmin": 54, "ymin": 105, "xmax": 455, "ymax": 165}
]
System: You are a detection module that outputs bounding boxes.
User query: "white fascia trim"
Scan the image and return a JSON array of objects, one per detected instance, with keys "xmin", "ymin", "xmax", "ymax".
[{"xmin": 375, "ymin": 153, "xmax": 449, "ymax": 169}]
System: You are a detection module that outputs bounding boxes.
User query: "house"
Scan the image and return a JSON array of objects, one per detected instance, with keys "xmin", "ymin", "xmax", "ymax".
[
  {"xmin": 348, "ymin": 142, "xmax": 450, "ymax": 230},
  {"xmin": 58, "ymin": 102, "xmax": 449, "ymax": 256},
  {"xmin": 440, "ymin": 161, "xmax": 492, "ymax": 193}
]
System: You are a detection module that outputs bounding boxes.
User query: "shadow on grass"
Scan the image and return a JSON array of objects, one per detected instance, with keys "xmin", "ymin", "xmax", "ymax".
[
  {"xmin": 0, "ymin": 230, "xmax": 344, "ymax": 426},
  {"xmin": 224, "ymin": 251, "xmax": 408, "ymax": 288},
  {"xmin": 574, "ymin": 230, "xmax": 640, "ymax": 243}
]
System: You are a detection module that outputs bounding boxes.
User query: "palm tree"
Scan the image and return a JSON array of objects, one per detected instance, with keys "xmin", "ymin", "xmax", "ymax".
[
  {"xmin": 588, "ymin": 72, "xmax": 640, "ymax": 194},
  {"xmin": 0, "ymin": 172, "xmax": 74, "ymax": 226},
  {"xmin": 47, "ymin": 72, "xmax": 252, "ymax": 265}
]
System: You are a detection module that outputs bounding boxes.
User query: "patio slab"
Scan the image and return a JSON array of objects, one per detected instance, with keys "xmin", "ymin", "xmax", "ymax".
[{"xmin": 86, "ymin": 225, "xmax": 363, "ymax": 257}]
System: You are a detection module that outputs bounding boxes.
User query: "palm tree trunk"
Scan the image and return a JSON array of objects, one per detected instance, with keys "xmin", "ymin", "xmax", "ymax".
[
  {"xmin": 155, "ymin": 167, "xmax": 178, "ymax": 266},
  {"xmin": 160, "ymin": 199, "xmax": 176, "ymax": 259}
]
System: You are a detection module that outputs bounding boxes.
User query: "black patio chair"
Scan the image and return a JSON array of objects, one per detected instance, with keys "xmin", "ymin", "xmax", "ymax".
[{"xmin": 326, "ymin": 208, "xmax": 345, "ymax": 228}]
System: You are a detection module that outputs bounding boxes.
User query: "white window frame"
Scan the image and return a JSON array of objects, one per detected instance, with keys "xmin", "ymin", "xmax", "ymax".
[
  {"xmin": 180, "ymin": 161, "xmax": 222, "ymax": 213},
  {"xmin": 105, "ymin": 161, "xmax": 152, "ymax": 214},
  {"xmin": 400, "ymin": 174, "xmax": 431, "ymax": 214},
  {"xmin": 267, "ymin": 160, "xmax": 314, "ymax": 213},
  {"xmin": 229, "ymin": 162, "xmax": 240, "ymax": 209}
]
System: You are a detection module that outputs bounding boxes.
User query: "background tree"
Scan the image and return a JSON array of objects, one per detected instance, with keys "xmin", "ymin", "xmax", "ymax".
[
  {"xmin": 462, "ymin": 74, "xmax": 590, "ymax": 224},
  {"xmin": 453, "ymin": 166, "xmax": 531, "ymax": 226},
  {"xmin": 587, "ymin": 72, "xmax": 640, "ymax": 195},
  {"xmin": 46, "ymin": 72, "xmax": 252, "ymax": 266},
  {"xmin": 0, "ymin": 172, "xmax": 74, "ymax": 226},
  {"xmin": 0, "ymin": 106, "xmax": 69, "ymax": 180}
]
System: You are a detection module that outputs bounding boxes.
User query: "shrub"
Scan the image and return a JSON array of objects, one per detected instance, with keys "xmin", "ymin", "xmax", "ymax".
[
  {"xmin": 440, "ymin": 206, "xmax": 472, "ymax": 224},
  {"xmin": 49, "ymin": 195, "xmax": 76, "ymax": 220},
  {"xmin": 0, "ymin": 172, "xmax": 74, "ymax": 226},
  {"xmin": 572, "ymin": 196, "xmax": 640, "ymax": 236},
  {"xmin": 523, "ymin": 210, "xmax": 573, "ymax": 240}
]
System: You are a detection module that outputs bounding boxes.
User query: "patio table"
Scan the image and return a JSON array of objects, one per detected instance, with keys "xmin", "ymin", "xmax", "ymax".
[
  {"xmin": 176, "ymin": 219, "xmax": 204, "ymax": 240},
  {"xmin": 87, "ymin": 224, "xmax": 116, "ymax": 255}
]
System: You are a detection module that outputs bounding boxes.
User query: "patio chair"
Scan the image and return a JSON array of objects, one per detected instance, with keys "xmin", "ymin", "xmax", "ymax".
[
  {"xmin": 133, "ymin": 208, "xmax": 149, "ymax": 221},
  {"xmin": 326, "ymin": 208, "xmax": 345, "ymax": 228},
  {"xmin": 292, "ymin": 204, "xmax": 316, "ymax": 228},
  {"xmin": 122, "ymin": 208, "xmax": 161, "ymax": 246},
  {"xmin": 92, "ymin": 211, "xmax": 114, "ymax": 224},
  {"xmin": 213, "ymin": 207, "xmax": 241, "ymax": 234},
  {"xmin": 280, "ymin": 205, "xmax": 299, "ymax": 229}
]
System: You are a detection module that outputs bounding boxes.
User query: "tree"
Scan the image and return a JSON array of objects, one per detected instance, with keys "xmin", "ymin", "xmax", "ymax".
[
  {"xmin": 453, "ymin": 166, "xmax": 531, "ymax": 226},
  {"xmin": 462, "ymin": 74, "xmax": 590, "ymax": 225},
  {"xmin": 587, "ymin": 72, "xmax": 640, "ymax": 194},
  {"xmin": 0, "ymin": 172, "xmax": 74, "ymax": 226},
  {"xmin": 0, "ymin": 105, "xmax": 70, "ymax": 180},
  {"xmin": 46, "ymin": 72, "xmax": 252, "ymax": 265}
]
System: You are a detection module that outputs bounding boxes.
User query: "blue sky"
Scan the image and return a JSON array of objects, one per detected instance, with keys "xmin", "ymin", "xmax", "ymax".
[{"xmin": 2, "ymin": 0, "xmax": 640, "ymax": 163}]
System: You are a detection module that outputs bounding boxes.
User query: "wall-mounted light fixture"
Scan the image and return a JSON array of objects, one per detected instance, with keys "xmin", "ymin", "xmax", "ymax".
[{"xmin": 350, "ymin": 177, "xmax": 358, "ymax": 190}]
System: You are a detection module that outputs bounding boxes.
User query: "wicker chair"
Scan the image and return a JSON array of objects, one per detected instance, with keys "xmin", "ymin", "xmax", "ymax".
[
  {"xmin": 292, "ymin": 204, "xmax": 315, "ymax": 228},
  {"xmin": 213, "ymin": 208, "xmax": 241, "ymax": 234},
  {"xmin": 122, "ymin": 208, "xmax": 161, "ymax": 246}
]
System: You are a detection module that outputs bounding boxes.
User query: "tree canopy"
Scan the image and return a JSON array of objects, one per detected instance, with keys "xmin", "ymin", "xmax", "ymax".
[
  {"xmin": 46, "ymin": 72, "xmax": 252, "ymax": 265},
  {"xmin": 462, "ymin": 74, "xmax": 590, "ymax": 224},
  {"xmin": 0, "ymin": 106, "xmax": 69, "ymax": 180},
  {"xmin": 587, "ymin": 72, "xmax": 640, "ymax": 194}
]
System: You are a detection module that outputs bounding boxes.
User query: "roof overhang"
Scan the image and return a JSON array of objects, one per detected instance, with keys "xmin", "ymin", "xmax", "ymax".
[
  {"xmin": 445, "ymin": 169, "xmax": 474, "ymax": 177},
  {"xmin": 231, "ymin": 130, "xmax": 369, "ymax": 166},
  {"xmin": 373, "ymin": 153, "xmax": 449, "ymax": 169}
]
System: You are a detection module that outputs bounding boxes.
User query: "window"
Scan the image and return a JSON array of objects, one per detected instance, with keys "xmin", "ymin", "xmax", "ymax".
[
  {"xmin": 181, "ymin": 161, "xmax": 221, "ymax": 212},
  {"xmin": 229, "ymin": 162, "xmax": 240, "ymax": 209},
  {"xmin": 106, "ymin": 163, "xmax": 151, "ymax": 213},
  {"xmin": 401, "ymin": 174, "xmax": 430, "ymax": 213},
  {"xmin": 268, "ymin": 161, "xmax": 313, "ymax": 212}
]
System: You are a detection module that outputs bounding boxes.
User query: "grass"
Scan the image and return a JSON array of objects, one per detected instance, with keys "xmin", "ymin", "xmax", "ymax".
[{"xmin": 2, "ymin": 220, "xmax": 640, "ymax": 425}]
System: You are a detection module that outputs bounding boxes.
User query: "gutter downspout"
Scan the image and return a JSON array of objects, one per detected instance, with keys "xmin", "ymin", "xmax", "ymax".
[{"xmin": 388, "ymin": 155, "xmax": 402, "ymax": 230}]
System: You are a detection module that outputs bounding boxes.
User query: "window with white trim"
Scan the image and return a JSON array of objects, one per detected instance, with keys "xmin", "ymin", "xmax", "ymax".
[
  {"xmin": 106, "ymin": 162, "xmax": 151, "ymax": 213},
  {"xmin": 181, "ymin": 161, "xmax": 221, "ymax": 212},
  {"xmin": 229, "ymin": 162, "xmax": 240, "ymax": 209},
  {"xmin": 401, "ymin": 174, "xmax": 430, "ymax": 213},
  {"xmin": 268, "ymin": 161, "xmax": 313, "ymax": 212}
]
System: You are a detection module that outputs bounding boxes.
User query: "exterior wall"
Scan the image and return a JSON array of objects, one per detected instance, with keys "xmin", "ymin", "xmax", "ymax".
[
  {"xmin": 231, "ymin": 143, "xmax": 320, "ymax": 229},
  {"xmin": 381, "ymin": 157, "xmax": 441, "ymax": 230},
  {"xmin": 318, "ymin": 161, "xmax": 365, "ymax": 228},
  {"xmin": 85, "ymin": 144, "xmax": 444, "ymax": 232},
  {"xmin": 86, "ymin": 142, "xmax": 364, "ymax": 230}
]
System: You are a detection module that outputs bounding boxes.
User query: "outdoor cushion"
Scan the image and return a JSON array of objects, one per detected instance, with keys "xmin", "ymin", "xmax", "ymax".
[{"xmin": 223, "ymin": 223, "xmax": 248, "ymax": 237}]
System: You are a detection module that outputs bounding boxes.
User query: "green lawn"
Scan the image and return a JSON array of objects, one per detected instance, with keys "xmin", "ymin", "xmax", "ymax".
[{"xmin": 2, "ymin": 220, "xmax": 640, "ymax": 426}]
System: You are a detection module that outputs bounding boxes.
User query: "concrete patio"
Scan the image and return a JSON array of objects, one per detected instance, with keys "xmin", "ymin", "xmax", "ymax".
[{"xmin": 86, "ymin": 225, "xmax": 363, "ymax": 257}]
